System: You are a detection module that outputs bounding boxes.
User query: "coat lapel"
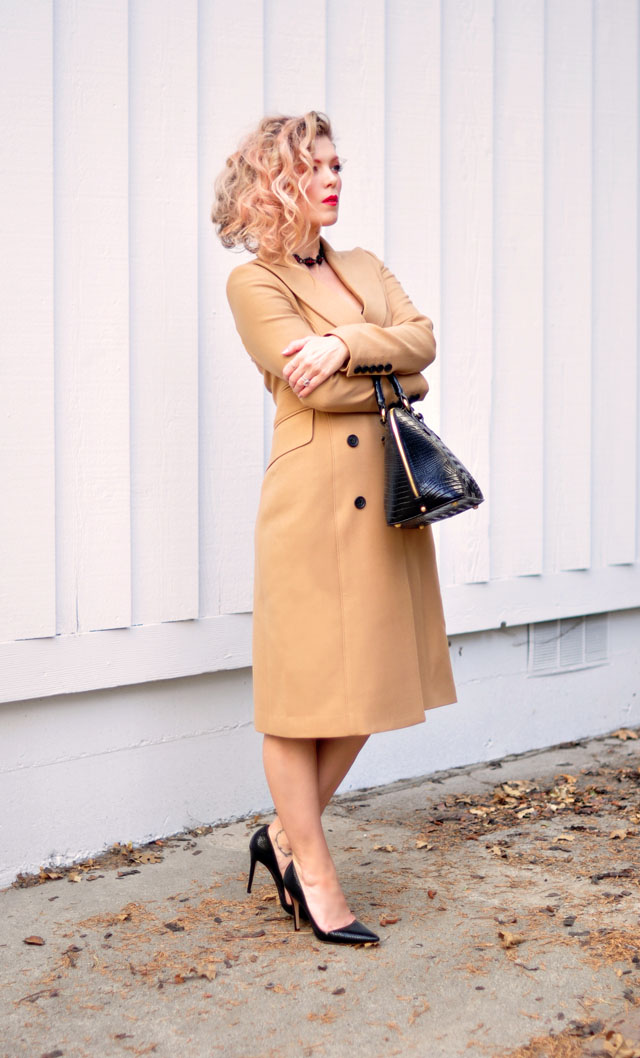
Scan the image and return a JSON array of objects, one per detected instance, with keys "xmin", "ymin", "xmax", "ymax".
[{"xmin": 257, "ymin": 239, "xmax": 387, "ymax": 328}]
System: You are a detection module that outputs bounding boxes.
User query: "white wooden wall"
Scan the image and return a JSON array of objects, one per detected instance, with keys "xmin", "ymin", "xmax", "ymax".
[{"xmin": 1, "ymin": 0, "xmax": 639, "ymax": 703}]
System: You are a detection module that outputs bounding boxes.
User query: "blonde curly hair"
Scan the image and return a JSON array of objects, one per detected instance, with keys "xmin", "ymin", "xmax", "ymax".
[{"xmin": 211, "ymin": 111, "xmax": 334, "ymax": 264}]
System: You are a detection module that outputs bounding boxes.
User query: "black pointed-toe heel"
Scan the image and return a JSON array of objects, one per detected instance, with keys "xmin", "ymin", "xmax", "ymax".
[
  {"xmin": 247, "ymin": 824, "xmax": 301, "ymax": 918},
  {"xmin": 283, "ymin": 862, "xmax": 380, "ymax": 945}
]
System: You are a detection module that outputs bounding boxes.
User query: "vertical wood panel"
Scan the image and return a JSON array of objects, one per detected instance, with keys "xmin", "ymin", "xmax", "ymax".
[
  {"xmin": 592, "ymin": 0, "xmax": 638, "ymax": 567},
  {"xmin": 198, "ymin": 0, "xmax": 265, "ymax": 617},
  {"xmin": 543, "ymin": 0, "xmax": 593, "ymax": 573},
  {"xmin": 491, "ymin": 0, "xmax": 544, "ymax": 579},
  {"xmin": 1, "ymin": 0, "xmax": 639, "ymax": 660},
  {"xmin": 54, "ymin": 0, "xmax": 131, "ymax": 634},
  {"xmin": 264, "ymin": 0, "xmax": 326, "ymax": 114},
  {"xmin": 385, "ymin": 0, "xmax": 442, "ymax": 434},
  {"xmin": 0, "ymin": 0, "xmax": 56, "ymax": 642},
  {"xmin": 326, "ymin": 0, "xmax": 386, "ymax": 258},
  {"xmin": 129, "ymin": 0, "xmax": 199, "ymax": 624},
  {"xmin": 439, "ymin": 0, "xmax": 493, "ymax": 586}
]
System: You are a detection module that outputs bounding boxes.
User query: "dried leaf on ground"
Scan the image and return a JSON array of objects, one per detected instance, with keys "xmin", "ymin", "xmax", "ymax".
[
  {"xmin": 501, "ymin": 781, "xmax": 537, "ymax": 798},
  {"xmin": 379, "ymin": 914, "xmax": 400, "ymax": 926},
  {"xmin": 136, "ymin": 851, "xmax": 164, "ymax": 864},
  {"xmin": 498, "ymin": 929, "xmax": 525, "ymax": 949},
  {"xmin": 39, "ymin": 868, "xmax": 63, "ymax": 882},
  {"xmin": 490, "ymin": 844, "xmax": 509, "ymax": 859},
  {"xmin": 189, "ymin": 962, "xmax": 217, "ymax": 981},
  {"xmin": 603, "ymin": 1031, "xmax": 640, "ymax": 1057}
]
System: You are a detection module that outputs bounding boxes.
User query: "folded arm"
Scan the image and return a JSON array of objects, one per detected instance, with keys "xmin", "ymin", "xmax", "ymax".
[
  {"xmin": 226, "ymin": 261, "xmax": 429, "ymax": 414},
  {"xmin": 327, "ymin": 251, "xmax": 437, "ymax": 378}
]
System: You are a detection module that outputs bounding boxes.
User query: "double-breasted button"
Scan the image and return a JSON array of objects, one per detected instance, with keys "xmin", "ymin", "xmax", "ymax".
[
  {"xmin": 354, "ymin": 496, "xmax": 366, "ymax": 509},
  {"xmin": 384, "ymin": 362, "xmax": 392, "ymax": 371},
  {"xmin": 354, "ymin": 365, "xmax": 362, "ymax": 374},
  {"xmin": 347, "ymin": 434, "xmax": 359, "ymax": 447},
  {"xmin": 376, "ymin": 363, "xmax": 383, "ymax": 372}
]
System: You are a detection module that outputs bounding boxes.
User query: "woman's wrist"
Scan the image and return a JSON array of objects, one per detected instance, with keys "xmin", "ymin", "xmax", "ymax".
[{"xmin": 324, "ymin": 333, "xmax": 349, "ymax": 368}]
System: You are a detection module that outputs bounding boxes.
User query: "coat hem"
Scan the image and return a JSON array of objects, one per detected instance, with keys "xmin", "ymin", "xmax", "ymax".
[{"xmin": 253, "ymin": 694, "xmax": 457, "ymax": 739}]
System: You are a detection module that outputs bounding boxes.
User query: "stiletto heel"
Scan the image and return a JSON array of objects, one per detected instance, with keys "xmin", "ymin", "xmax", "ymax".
[
  {"xmin": 291, "ymin": 897, "xmax": 301, "ymax": 931},
  {"xmin": 247, "ymin": 825, "xmax": 306, "ymax": 919},
  {"xmin": 247, "ymin": 852, "xmax": 257, "ymax": 894},
  {"xmin": 283, "ymin": 862, "xmax": 380, "ymax": 946}
]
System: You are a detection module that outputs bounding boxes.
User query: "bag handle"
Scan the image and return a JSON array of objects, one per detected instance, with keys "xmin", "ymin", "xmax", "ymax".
[{"xmin": 372, "ymin": 373, "xmax": 413, "ymax": 423}]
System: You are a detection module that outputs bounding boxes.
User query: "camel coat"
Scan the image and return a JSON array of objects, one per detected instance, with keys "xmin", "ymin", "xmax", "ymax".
[{"xmin": 226, "ymin": 238, "xmax": 457, "ymax": 737}]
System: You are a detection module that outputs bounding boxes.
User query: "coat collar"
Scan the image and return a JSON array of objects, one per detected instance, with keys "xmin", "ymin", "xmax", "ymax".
[{"xmin": 254, "ymin": 238, "xmax": 386, "ymax": 327}]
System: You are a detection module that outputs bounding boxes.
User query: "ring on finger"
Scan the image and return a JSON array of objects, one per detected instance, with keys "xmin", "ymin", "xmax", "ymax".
[{"xmin": 301, "ymin": 376, "xmax": 312, "ymax": 387}]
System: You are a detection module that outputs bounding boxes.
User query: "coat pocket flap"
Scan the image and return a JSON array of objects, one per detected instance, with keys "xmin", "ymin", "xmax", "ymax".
[{"xmin": 267, "ymin": 408, "xmax": 314, "ymax": 470}]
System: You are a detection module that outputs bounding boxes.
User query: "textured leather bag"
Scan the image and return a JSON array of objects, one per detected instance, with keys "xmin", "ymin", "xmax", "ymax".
[{"xmin": 373, "ymin": 374, "xmax": 484, "ymax": 528}]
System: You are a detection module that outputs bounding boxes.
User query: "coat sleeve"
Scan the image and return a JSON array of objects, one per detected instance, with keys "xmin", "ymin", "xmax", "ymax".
[
  {"xmin": 327, "ymin": 251, "xmax": 437, "ymax": 379},
  {"xmin": 226, "ymin": 263, "xmax": 429, "ymax": 414}
]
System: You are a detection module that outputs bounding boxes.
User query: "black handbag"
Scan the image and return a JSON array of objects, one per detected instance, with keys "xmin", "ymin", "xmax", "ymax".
[{"xmin": 373, "ymin": 374, "xmax": 484, "ymax": 528}]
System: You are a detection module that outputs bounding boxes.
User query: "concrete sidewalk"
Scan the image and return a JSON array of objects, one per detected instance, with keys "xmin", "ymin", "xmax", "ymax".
[{"xmin": 2, "ymin": 731, "xmax": 640, "ymax": 1058}]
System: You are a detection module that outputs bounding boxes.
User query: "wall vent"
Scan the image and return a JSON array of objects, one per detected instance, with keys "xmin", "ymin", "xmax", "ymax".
[{"xmin": 528, "ymin": 614, "xmax": 609, "ymax": 676}]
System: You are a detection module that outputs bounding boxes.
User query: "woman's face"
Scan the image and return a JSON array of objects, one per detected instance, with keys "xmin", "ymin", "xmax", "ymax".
[{"xmin": 302, "ymin": 135, "xmax": 342, "ymax": 230}]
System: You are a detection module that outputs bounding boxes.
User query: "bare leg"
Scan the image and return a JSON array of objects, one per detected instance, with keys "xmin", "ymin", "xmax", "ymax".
[
  {"xmin": 269, "ymin": 733, "xmax": 369, "ymax": 860},
  {"xmin": 317, "ymin": 734, "xmax": 369, "ymax": 809},
  {"xmin": 263, "ymin": 734, "xmax": 367, "ymax": 931}
]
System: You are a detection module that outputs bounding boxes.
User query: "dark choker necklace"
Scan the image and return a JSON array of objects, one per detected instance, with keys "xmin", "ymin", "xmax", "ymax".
[{"xmin": 293, "ymin": 245, "xmax": 324, "ymax": 267}]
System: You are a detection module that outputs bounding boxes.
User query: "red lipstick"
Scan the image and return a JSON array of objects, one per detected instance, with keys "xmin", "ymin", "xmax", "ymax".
[{"xmin": 322, "ymin": 195, "xmax": 338, "ymax": 205}]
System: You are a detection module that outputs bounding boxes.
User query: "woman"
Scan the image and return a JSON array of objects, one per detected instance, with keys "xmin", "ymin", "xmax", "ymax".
[{"xmin": 212, "ymin": 112, "xmax": 456, "ymax": 946}]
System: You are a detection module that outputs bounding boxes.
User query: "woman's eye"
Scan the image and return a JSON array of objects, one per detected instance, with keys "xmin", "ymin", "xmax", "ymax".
[{"xmin": 332, "ymin": 163, "xmax": 342, "ymax": 173}]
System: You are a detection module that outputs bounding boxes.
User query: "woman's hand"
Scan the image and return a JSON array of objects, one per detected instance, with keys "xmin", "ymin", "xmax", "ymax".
[{"xmin": 282, "ymin": 335, "xmax": 349, "ymax": 397}]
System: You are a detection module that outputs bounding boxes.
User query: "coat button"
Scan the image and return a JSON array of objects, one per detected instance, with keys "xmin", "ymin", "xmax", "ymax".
[
  {"xmin": 354, "ymin": 496, "xmax": 366, "ymax": 509},
  {"xmin": 384, "ymin": 363, "xmax": 392, "ymax": 371},
  {"xmin": 376, "ymin": 363, "xmax": 384, "ymax": 372},
  {"xmin": 347, "ymin": 434, "xmax": 359, "ymax": 447},
  {"xmin": 354, "ymin": 365, "xmax": 362, "ymax": 374}
]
